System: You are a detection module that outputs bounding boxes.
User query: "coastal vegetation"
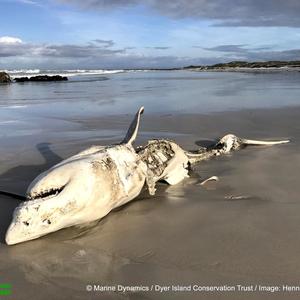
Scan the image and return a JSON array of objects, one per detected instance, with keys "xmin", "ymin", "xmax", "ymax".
[{"xmin": 183, "ymin": 60, "xmax": 300, "ymax": 71}]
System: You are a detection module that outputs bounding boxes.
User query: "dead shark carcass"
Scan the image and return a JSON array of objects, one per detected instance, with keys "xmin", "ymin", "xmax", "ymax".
[{"xmin": 5, "ymin": 107, "xmax": 289, "ymax": 245}]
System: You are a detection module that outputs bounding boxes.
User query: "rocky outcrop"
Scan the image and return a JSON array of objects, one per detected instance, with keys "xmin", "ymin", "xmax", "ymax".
[
  {"xmin": 0, "ymin": 72, "xmax": 12, "ymax": 83},
  {"xmin": 14, "ymin": 75, "xmax": 68, "ymax": 83}
]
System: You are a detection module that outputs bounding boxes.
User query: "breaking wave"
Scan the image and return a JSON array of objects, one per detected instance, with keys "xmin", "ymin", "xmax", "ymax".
[{"xmin": 5, "ymin": 69, "xmax": 128, "ymax": 78}]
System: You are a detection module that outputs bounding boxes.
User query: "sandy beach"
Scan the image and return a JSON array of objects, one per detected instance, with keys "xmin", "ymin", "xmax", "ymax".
[{"xmin": 0, "ymin": 102, "xmax": 299, "ymax": 299}]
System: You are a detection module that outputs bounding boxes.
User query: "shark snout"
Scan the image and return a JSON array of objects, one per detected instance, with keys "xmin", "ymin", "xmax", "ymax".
[
  {"xmin": 5, "ymin": 191, "xmax": 74, "ymax": 245},
  {"xmin": 5, "ymin": 202, "xmax": 47, "ymax": 245},
  {"xmin": 5, "ymin": 167, "xmax": 75, "ymax": 245}
]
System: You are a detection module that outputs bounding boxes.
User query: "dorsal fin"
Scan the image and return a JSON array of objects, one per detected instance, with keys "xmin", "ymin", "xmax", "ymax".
[{"xmin": 122, "ymin": 106, "xmax": 144, "ymax": 145}]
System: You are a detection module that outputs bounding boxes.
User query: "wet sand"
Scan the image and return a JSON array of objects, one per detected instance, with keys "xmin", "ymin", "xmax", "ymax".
[{"xmin": 0, "ymin": 106, "xmax": 299, "ymax": 300}]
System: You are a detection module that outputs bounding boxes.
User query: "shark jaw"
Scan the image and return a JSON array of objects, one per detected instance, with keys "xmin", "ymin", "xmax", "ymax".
[{"xmin": 5, "ymin": 147, "xmax": 141, "ymax": 245}]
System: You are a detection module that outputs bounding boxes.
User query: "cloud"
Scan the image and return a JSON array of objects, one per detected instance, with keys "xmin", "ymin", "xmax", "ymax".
[
  {"xmin": 92, "ymin": 39, "xmax": 115, "ymax": 47},
  {"xmin": 0, "ymin": 35, "xmax": 191, "ymax": 68},
  {"xmin": 203, "ymin": 44, "xmax": 248, "ymax": 53},
  {"xmin": 4, "ymin": 0, "xmax": 42, "ymax": 7},
  {"xmin": 56, "ymin": 0, "xmax": 300, "ymax": 27},
  {"xmin": 18, "ymin": 0, "xmax": 38, "ymax": 4},
  {"xmin": 0, "ymin": 36, "xmax": 124, "ymax": 58},
  {"xmin": 0, "ymin": 36, "xmax": 218, "ymax": 68},
  {"xmin": 57, "ymin": 0, "xmax": 138, "ymax": 10},
  {"xmin": 5, "ymin": 0, "xmax": 38, "ymax": 4},
  {"xmin": 203, "ymin": 43, "xmax": 300, "ymax": 61},
  {"xmin": 0, "ymin": 36, "xmax": 23, "ymax": 44},
  {"xmin": 37, "ymin": 44, "xmax": 125, "ymax": 57},
  {"xmin": 146, "ymin": 46, "xmax": 171, "ymax": 50},
  {"xmin": 1, "ymin": 36, "xmax": 300, "ymax": 69},
  {"xmin": 0, "ymin": 36, "xmax": 31, "ymax": 57},
  {"xmin": 244, "ymin": 49, "xmax": 300, "ymax": 61}
]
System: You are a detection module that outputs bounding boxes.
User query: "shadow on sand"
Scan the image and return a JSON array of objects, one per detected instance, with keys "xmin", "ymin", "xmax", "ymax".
[
  {"xmin": 195, "ymin": 139, "xmax": 217, "ymax": 148},
  {"xmin": 0, "ymin": 143, "xmax": 62, "ymax": 244}
]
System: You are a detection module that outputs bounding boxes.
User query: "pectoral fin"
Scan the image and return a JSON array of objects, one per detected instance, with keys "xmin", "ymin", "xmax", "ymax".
[{"xmin": 164, "ymin": 166, "xmax": 189, "ymax": 185}]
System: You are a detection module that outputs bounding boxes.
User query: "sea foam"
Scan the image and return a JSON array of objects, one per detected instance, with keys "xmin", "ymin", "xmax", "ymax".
[{"xmin": 5, "ymin": 69, "xmax": 127, "ymax": 78}]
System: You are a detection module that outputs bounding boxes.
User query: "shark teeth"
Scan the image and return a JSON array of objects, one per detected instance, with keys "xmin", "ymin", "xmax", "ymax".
[{"xmin": 28, "ymin": 185, "xmax": 65, "ymax": 200}]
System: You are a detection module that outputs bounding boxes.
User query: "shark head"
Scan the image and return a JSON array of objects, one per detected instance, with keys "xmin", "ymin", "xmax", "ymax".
[
  {"xmin": 5, "ymin": 149, "xmax": 117, "ymax": 245},
  {"xmin": 5, "ymin": 107, "xmax": 145, "ymax": 245}
]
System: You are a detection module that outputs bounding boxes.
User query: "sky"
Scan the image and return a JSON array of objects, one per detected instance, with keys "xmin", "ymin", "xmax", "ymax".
[{"xmin": 1, "ymin": 0, "xmax": 300, "ymax": 69}]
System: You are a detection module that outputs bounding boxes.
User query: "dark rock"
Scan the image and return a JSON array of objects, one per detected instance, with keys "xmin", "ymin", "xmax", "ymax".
[
  {"xmin": 0, "ymin": 72, "xmax": 12, "ymax": 83},
  {"xmin": 14, "ymin": 75, "xmax": 68, "ymax": 83},
  {"xmin": 15, "ymin": 76, "xmax": 29, "ymax": 82}
]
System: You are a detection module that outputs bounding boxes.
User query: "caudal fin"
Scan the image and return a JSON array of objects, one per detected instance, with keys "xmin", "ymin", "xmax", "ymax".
[
  {"xmin": 122, "ymin": 106, "xmax": 144, "ymax": 145},
  {"xmin": 186, "ymin": 134, "xmax": 290, "ymax": 164}
]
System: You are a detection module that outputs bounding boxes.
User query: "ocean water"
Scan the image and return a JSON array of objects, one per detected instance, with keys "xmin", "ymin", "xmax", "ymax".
[
  {"xmin": 0, "ymin": 70, "xmax": 300, "ymax": 117},
  {"xmin": 1, "ymin": 69, "xmax": 300, "ymax": 147},
  {"xmin": 1, "ymin": 69, "xmax": 300, "ymax": 152},
  {"xmin": 1, "ymin": 70, "xmax": 300, "ymax": 118},
  {"xmin": 4, "ymin": 69, "xmax": 126, "ymax": 77}
]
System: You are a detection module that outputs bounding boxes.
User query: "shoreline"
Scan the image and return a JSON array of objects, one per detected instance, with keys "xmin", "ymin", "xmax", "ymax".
[{"xmin": 186, "ymin": 67, "xmax": 300, "ymax": 73}]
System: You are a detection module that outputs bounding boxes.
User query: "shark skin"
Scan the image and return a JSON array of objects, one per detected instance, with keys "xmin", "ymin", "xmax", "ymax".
[{"xmin": 5, "ymin": 107, "xmax": 290, "ymax": 245}]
